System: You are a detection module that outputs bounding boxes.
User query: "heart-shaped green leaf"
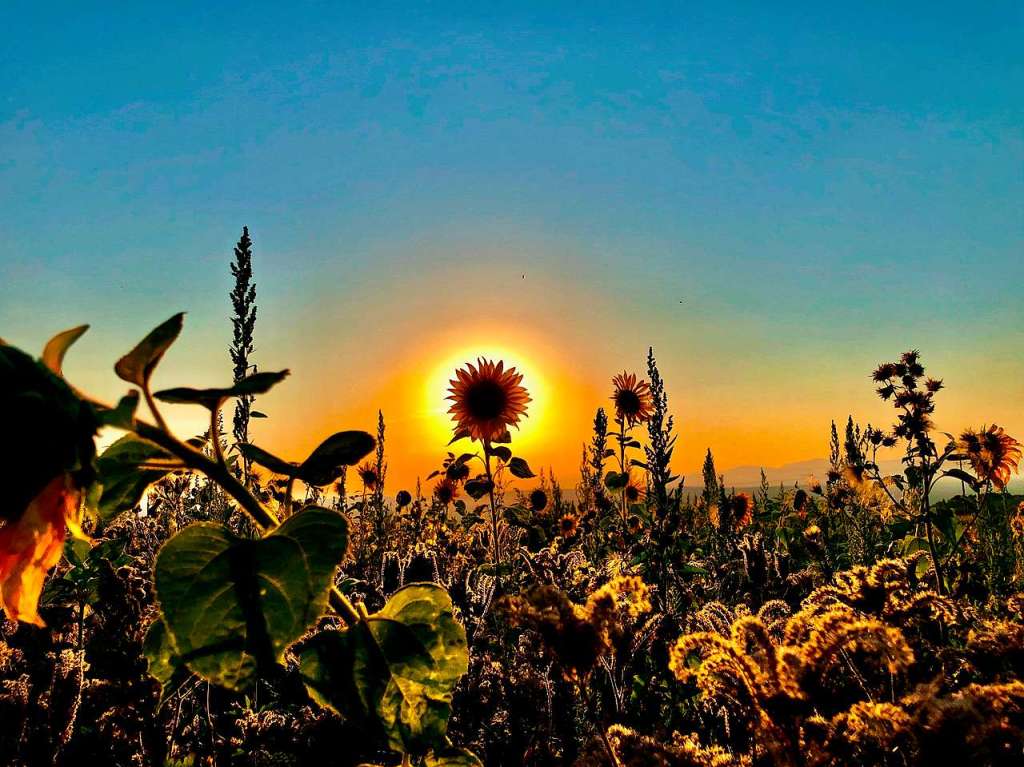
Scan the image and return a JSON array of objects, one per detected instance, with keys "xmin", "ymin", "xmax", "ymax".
[
  {"xmin": 154, "ymin": 506, "xmax": 348, "ymax": 692},
  {"xmin": 94, "ymin": 433, "xmax": 176, "ymax": 521},
  {"xmin": 115, "ymin": 313, "xmax": 185, "ymax": 389},
  {"xmin": 300, "ymin": 583, "xmax": 469, "ymax": 755},
  {"xmin": 143, "ymin": 617, "xmax": 183, "ymax": 700}
]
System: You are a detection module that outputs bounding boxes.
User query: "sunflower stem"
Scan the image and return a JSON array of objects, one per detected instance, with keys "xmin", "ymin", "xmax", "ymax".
[{"xmin": 483, "ymin": 438, "xmax": 501, "ymax": 572}]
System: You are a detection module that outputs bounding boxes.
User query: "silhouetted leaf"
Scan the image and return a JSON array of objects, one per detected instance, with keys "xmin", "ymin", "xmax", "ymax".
[
  {"xmin": 463, "ymin": 478, "xmax": 492, "ymax": 500},
  {"xmin": 448, "ymin": 429, "xmax": 470, "ymax": 445},
  {"xmin": 604, "ymin": 471, "xmax": 627, "ymax": 490},
  {"xmin": 250, "ymin": 410, "xmax": 268, "ymax": 418},
  {"xmin": 503, "ymin": 505, "xmax": 531, "ymax": 527},
  {"xmin": 115, "ymin": 313, "xmax": 185, "ymax": 389},
  {"xmin": 940, "ymin": 468, "xmax": 980, "ymax": 491},
  {"xmin": 238, "ymin": 443, "xmax": 299, "ymax": 476},
  {"xmin": 42, "ymin": 324, "xmax": 89, "ymax": 376},
  {"xmin": 154, "ymin": 370, "xmax": 289, "ymax": 410},
  {"xmin": 507, "ymin": 457, "xmax": 535, "ymax": 479},
  {"xmin": 487, "ymin": 445, "xmax": 511, "ymax": 463},
  {"xmin": 154, "ymin": 506, "xmax": 349, "ymax": 692},
  {"xmin": 299, "ymin": 431, "xmax": 376, "ymax": 486}
]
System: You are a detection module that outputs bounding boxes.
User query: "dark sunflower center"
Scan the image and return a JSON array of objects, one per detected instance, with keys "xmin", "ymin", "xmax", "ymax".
[
  {"xmin": 615, "ymin": 389, "xmax": 641, "ymax": 415},
  {"xmin": 466, "ymin": 380, "xmax": 508, "ymax": 421}
]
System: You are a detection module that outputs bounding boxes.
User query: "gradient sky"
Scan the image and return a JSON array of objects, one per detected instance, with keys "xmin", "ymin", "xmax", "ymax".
[{"xmin": 2, "ymin": 3, "xmax": 1022, "ymax": 492}]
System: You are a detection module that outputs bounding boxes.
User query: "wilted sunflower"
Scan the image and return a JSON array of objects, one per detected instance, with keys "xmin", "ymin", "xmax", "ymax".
[
  {"xmin": 1, "ymin": 343, "xmax": 98, "ymax": 626},
  {"xmin": 957, "ymin": 425, "xmax": 1022, "ymax": 490},
  {"xmin": 447, "ymin": 358, "xmax": 530, "ymax": 443},
  {"xmin": 433, "ymin": 478, "xmax": 459, "ymax": 505},
  {"xmin": 395, "ymin": 490, "xmax": 412, "ymax": 508},
  {"xmin": 559, "ymin": 513, "xmax": 579, "ymax": 538},
  {"xmin": 611, "ymin": 372, "xmax": 654, "ymax": 426},
  {"xmin": 356, "ymin": 461, "xmax": 379, "ymax": 490}
]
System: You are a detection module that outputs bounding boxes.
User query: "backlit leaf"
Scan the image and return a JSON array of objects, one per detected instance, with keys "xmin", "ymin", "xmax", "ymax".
[
  {"xmin": 154, "ymin": 506, "xmax": 349, "ymax": 691},
  {"xmin": 115, "ymin": 313, "xmax": 185, "ymax": 389},
  {"xmin": 299, "ymin": 583, "xmax": 468, "ymax": 755},
  {"xmin": 154, "ymin": 370, "xmax": 289, "ymax": 410},
  {"xmin": 507, "ymin": 457, "xmax": 535, "ymax": 479},
  {"xmin": 299, "ymin": 431, "xmax": 376, "ymax": 486},
  {"xmin": 94, "ymin": 433, "xmax": 176, "ymax": 521},
  {"xmin": 42, "ymin": 324, "xmax": 89, "ymax": 376}
]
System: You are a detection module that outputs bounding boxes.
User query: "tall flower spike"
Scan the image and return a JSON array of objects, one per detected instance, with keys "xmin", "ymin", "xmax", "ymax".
[{"xmin": 447, "ymin": 357, "xmax": 530, "ymax": 442}]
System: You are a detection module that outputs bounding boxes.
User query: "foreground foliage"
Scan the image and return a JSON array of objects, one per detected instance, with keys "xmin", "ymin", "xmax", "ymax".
[{"xmin": 1, "ymin": 308, "xmax": 1021, "ymax": 767}]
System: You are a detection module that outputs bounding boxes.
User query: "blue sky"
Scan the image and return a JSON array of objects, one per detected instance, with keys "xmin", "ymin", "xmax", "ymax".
[{"xmin": 2, "ymin": 2, "xmax": 1022, "ymax": 482}]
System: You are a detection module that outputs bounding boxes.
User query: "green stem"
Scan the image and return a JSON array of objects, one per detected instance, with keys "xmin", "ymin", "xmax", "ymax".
[
  {"xmin": 130, "ymin": 416, "xmax": 361, "ymax": 625},
  {"xmin": 483, "ymin": 439, "xmax": 501, "ymax": 569},
  {"xmin": 143, "ymin": 386, "xmax": 170, "ymax": 434}
]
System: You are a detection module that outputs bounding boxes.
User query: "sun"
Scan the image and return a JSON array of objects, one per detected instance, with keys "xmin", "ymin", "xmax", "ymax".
[{"xmin": 426, "ymin": 345, "xmax": 548, "ymax": 451}]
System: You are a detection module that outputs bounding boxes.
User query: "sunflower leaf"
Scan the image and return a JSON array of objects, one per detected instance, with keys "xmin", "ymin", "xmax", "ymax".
[
  {"xmin": 507, "ymin": 457, "xmax": 535, "ymax": 479},
  {"xmin": 115, "ymin": 313, "xmax": 185, "ymax": 389},
  {"xmin": 154, "ymin": 370, "xmax": 289, "ymax": 410},
  {"xmin": 41, "ymin": 324, "xmax": 89, "ymax": 376},
  {"xmin": 298, "ymin": 431, "xmax": 376, "ymax": 486}
]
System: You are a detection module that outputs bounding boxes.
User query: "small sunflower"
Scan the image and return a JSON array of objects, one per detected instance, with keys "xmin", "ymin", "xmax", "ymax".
[
  {"xmin": 624, "ymin": 474, "xmax": 645, "ymax": 504},
  {"xmin": 957, "ymin": 425, "xmax": 1022, "ymax": 490},
  {"xmin": 395, "ymin": 490, "xmax": 412, "ymax": 508},
  {"xmin": 356, "ymin": 461, "xmax": 379, "ymax": 490},
  {"xmin": 611, "ymin": 372, "xmax": 654, "ymax": 426},
  {"xmin": 559, "ymin": 513, "xmax": 579, "ymax": 539},
  {"xmin": 447, "ymin": 358, "xmax": 531, "ymax": 443},
  {"xmin": 528, "ymin": 488, "xmax": 548, "ymax": 512},
  {"xmin": 731, "ymin": 493, "xmax": 753, "ymax": 529},
  {"xmin": 433, "ymin": 478, "xmax": 459, "ymax": 506}
]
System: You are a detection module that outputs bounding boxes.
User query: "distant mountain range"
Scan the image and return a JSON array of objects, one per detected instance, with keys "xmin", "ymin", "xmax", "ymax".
[{"xmin": 676, "ymin": 457, "xmax": 1023, "ymax": 501}]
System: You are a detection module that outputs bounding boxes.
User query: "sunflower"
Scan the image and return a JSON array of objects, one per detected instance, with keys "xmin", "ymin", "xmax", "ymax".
[
  {"xmin": 624, "ymin": 474, "xmax": 645, "ymax": 504},
  {"xmin": 356, "ymin": 461, "xmax": 379, "ymax": 490},
  {"xmin": 731, "ymin": 492, "xmax": 754, "ymax": 529},
  {"xmin": 447, "ymin": 358, "xmax": 530, "ymax": 443},
  {"xmin": 957, "ymin": 425, "xmax": 1022, "ymax": 490},
  {"xmin": 611, "ymin": 372, "xmax": 654, "ymax": 426},
  {"xmin": 0, "ymin": 476, "xmax": 85, "ymax": 626},
  {"xmin": 433, "ymin": 478, "xmax": 459, "ymax": 506},
  {"xmin": 1, "ymin": 344, "xmax": 98, "ymax": 626},
  {"xmin": 559, "ymin": 513, "xmax": 579, "ymax": 539},
  {"xmin": 395, "ymin": 490, "xmax": 412, "ymax": 508},
  {"xmin": 528, "ymin": 488, "xmax": 548, "ymax": 512}
]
